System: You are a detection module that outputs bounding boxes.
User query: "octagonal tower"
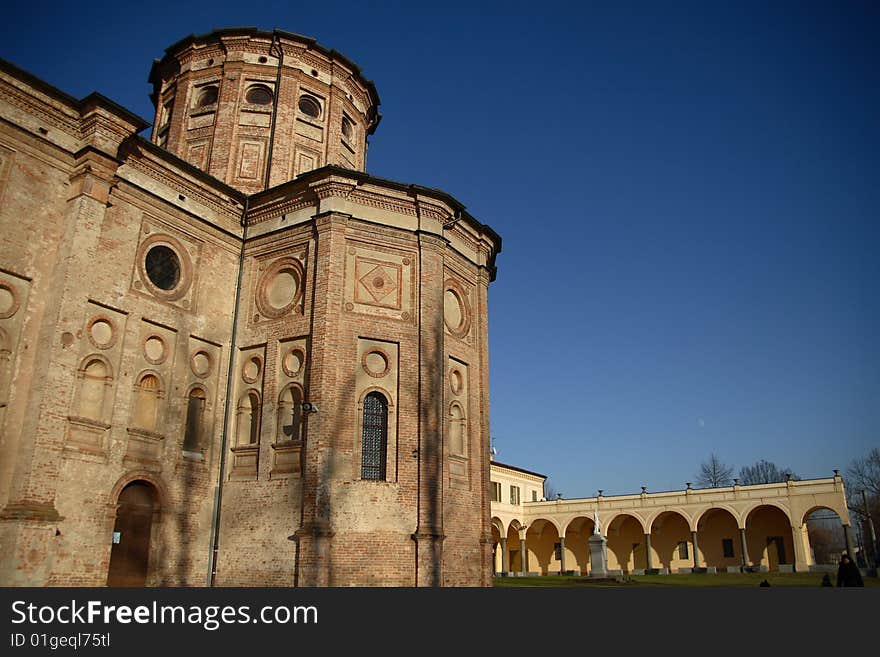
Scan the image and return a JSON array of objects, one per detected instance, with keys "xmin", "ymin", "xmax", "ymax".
[{"xmin": 148, "ymin": 28, "xmax": 381, "ymax": 193}]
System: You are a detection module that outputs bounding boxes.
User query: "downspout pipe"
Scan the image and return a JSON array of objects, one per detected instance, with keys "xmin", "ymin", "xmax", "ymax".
[
  {"xmin": 264, "ymin": 31, "xmax": 284, "ymax": 191},
  {"xmin": 207, "ymin": 195, "xmax": 249, "ymax": 586}
]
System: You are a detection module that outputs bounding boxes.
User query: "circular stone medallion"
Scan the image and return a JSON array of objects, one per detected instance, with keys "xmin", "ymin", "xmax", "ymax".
[
  {"xmin": 242, "ymin": 356, "xmax": 262, "ymax": 383},
  {"xmin": 282, "ymin": 347, "xmax": 305, "ymax": 378},
  {"xmin": 144, "ymin": 336, "xmax": 166, "ymax": 364},
  {"xmin": 88, "ymin": 318, "xmax": 115, "ymax": 349},
  {"xmin": 191, "ymin": 350, "xmax": 212, "ymax": 378},
  {"xmin": 362, "ymin": 350, "xmax": 390, "ymax": 378},
  {"xmin": 0, "ymin": 283, "xmax": 17, "ymax": 319}
]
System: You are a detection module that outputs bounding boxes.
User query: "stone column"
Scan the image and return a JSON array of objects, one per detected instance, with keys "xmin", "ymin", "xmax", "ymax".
[
  {"xmin": 739, "ymin": 527, "xmax": 749, "ymax": 569},
  {"xmin": 501, "ymin": 537, "xmax": 509, "ymax": 574},
  {"xmin": 843, "ymin": 524, "xmax": 855, "ymax": 557},
  {"xmin": 520, "ymin": 536, "xmax": 528, "ymax": 575},
  {"xmin": 691, "ymin": 530, "xmax": 701, "ymax": 569},
  {"xmin": 559, "ymin": 536, "xmax": 566, "ymax": 573},
  {"xmin": 644, "ymin": 533, "xmax": 653, "ymax": 571},
  {"xmin": 790, "ymin": 524, "xmax": 810, "ymax": 573}
]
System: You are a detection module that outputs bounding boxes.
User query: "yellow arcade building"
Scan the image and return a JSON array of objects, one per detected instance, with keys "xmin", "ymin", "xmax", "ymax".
[{"xmin": 489, "ymin": 460, "xmax": 854, "ymax": 576}]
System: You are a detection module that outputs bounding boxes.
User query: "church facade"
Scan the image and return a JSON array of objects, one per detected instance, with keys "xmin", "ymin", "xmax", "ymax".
[{"xmin": 0, "ymin": 28, "xmax": 500, "ymax": 586}]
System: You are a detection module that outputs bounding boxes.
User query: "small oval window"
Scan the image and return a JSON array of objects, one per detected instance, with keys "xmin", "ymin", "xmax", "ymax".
[
  {"xmin": 341, "ymin": 116, "xmax": 354, "ymax": 140},
  {"xmin": 298, "ymin": 95, "xmax": 320, "ymax": 119},
  {"xmin": 195, "ymin": 86, "xmax": 218, "ymax": 108},
  {"xmin": 246, "ymin": 85, "xmax": 273, "ymax": 105}
]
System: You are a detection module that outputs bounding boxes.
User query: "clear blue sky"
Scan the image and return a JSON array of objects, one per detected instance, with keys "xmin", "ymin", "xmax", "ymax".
[{"xmin": 5, "ymin": 1, "xmax": 877, "ymax": 498}]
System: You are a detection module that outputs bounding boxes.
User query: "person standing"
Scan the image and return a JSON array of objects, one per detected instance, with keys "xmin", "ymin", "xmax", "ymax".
[{"xmin": 836, "ymin": 554, "xmax": 864, "ymax": 587}]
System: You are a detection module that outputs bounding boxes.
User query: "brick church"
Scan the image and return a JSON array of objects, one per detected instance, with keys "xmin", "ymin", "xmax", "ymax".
[{"xmin": 0, "ymin": 28, "xmax": 500, "ymax": 586}]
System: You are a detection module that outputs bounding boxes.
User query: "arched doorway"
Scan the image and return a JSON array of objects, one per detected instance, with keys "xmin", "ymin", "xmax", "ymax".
[
  {"xmin": 650, "ymin": 511, "xmax": 691, "ymax": 571},
  {"xmin": 804, "ymin": 507, "xmax": 846, "ymax": 567},
  {"xmin": 525, "ymin": 519, "xmax": 560, "ymax": 575},
  {"xmin": 108, "ymin": 481, "xmax": 158, "ymax": 586},
  {"xmin": 606, "ymin": 514, "xmax": 646, "ymax": 572},
  {"xmin": 697, "ymin": 507, "xmax": 741, "ymax": 569},
  {"xmin": 564, "ymin": 516, "xmax": 595, "ymax": 575},
  {"xmin": 745, "ymin": 505, "xmax": 793, "ymax": 571}
]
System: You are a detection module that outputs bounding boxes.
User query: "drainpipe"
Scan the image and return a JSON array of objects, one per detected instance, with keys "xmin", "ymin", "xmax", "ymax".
[
  {"xmin": 207, "ymin": 195, "xmax": 249, "ymax": 586},
  {"xmin": 264, "ymin": 31, "xmax": 284, "ymax": 191}
]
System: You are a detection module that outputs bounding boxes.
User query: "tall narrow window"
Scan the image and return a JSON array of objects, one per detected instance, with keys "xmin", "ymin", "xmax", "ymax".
[
  {"xmin": 132, "ymin": 374, "xmax": 160, "ymax": 431},
  {"xmin": 183, "ymin": 388, "xmax": 206, "ymax": 451},
  {"xmin": 277, "ymin": 385, "xmax": 303, "ymax": 442},
  {"xmin": 722, "ymin": 538, "xmax": 735, "ymax": 558},
  {"xmin": 448, "ymin": 402, "xmax": 466, "ymax": 456},
  {"xmin": 236, "ymin": 391, "xmax": 261, "ymax": 446},
  {"xmin": 361, "ymin": 391, "xmax": 388, "ymax": 481},
  {"xmin": 75, "ymin": 358, "xmax": 108, "ymax": 421}
]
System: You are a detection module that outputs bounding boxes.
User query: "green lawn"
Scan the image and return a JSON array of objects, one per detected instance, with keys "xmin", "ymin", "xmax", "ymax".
[{"xmin": 493, "ymin": 571, "xmax": 880, "ymax": 587}]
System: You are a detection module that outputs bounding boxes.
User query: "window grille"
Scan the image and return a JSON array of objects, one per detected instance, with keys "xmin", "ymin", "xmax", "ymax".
[{"xmin": 361, "ymin": 392, "xmax": 388, "ymax": 480}]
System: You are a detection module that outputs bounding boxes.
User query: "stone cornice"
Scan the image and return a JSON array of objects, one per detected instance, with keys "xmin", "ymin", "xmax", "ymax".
[
  {"xmin": 118, "ymin": 136, "xmax": 244, "ymax": 222},
  {"xmin": 149, "ymin": 28, "xmax": 381, "ymax": 134}
]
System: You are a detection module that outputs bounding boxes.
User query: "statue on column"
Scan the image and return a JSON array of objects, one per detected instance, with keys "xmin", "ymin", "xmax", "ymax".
[{"xmin": 589, "ymin": 509, "xmax": 608, "ymax": 577}]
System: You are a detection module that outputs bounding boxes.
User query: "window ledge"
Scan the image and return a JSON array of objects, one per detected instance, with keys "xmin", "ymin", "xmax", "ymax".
[
  {"xmin": 190, "ymin": 104, "xmax": 218, "ymax": 117},
  {"xmin": 126, "ymin": 427, "xmax": 166, "ymax": 441},
  {"xmin": 67, "ymin": 416, "xmax": 110, "ymax": 431}
]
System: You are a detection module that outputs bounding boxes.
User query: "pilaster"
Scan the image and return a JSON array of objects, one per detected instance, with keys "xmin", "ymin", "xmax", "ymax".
[
  {"xmin": 293, "ymin": 210, "xmax": 348, "ymax": 587},
  {"xmin": 0, "ymin": 148, "xmax": 117, "ymax": 585},
  {"xmin": 412, "ymin": 231, "xmax": 446, "ymax": 586}
]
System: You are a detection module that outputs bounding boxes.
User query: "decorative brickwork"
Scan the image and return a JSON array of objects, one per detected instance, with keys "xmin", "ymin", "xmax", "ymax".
[{"xmin": 0, "ymin": 28, "xmax": 500, "ymax": 587}]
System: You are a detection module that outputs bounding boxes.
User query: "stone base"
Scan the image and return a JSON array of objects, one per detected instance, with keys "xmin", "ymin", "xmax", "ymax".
[{"xmin": 778, "ymin": 564, "xmax": 795, "ymax": 573}]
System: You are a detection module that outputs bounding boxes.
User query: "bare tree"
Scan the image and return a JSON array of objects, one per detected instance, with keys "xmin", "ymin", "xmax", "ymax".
[
  {"xmin": 846, "ymin": 448, "xmax": 880, "ymax": 500},
  {"xmin": 696, "ymin": 454, "xmax": 734, "ymax": 488},
  {"xmin": 845, "ymin": 448, "xmax": 880, "ymax": 556},
  {"xmin": 739, "ymin": 459, "xmax": 799, "ymax": 485},
  {"xmin": 543, "ymin": 479, "xmax": 558, "ymax": 501}
]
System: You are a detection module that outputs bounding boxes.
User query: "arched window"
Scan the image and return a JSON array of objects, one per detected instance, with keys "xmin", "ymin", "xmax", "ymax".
[
  {"xmin": 361, "ymin": 391, "xmax": 388, "ymax": 481},
  {"xmin": 183, "ymin": 387, "xmax": 206, "ymax": 451},
  {"xmin": 75, "ymin": 357, "xmax": 109, "ymax": 421},
  {"xmin": 236, "ymin": 391, "xmax": 261, "ymax": 446},
  {"xmin": 132, "ymin": 373, "xmax": 161, "ymax": 431},
  {"xmin": 449, "ymin": 402, "xmax": 466, "ymax": 456},
  {"xmin": 277, "ymin": 385, "xmax": 303, "ymax": 442}
]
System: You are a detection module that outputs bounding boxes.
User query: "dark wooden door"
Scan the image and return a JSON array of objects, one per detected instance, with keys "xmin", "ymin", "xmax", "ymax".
[{"xmin": 107, "ymin": 482, "xmax": 154, "ymax": 586}]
